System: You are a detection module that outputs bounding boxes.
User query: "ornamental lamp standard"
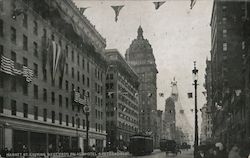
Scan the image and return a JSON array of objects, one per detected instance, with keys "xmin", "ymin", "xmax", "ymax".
[
  {"xmin": 192, "ymin": 61, "xmax": 199, "ymax": 158},
  {"xmin": 83, "ymin": 104, "xmax": 90, "ymax": 153}
]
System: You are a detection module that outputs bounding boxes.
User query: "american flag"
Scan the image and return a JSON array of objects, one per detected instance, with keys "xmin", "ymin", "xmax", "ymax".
[
  {"xmin": 0, "ymin": 55, "xmax": 14, "ymax": 75},
  {"xmin": 23, "ymin": 66, "xmax": 34, "ymax": 82}
]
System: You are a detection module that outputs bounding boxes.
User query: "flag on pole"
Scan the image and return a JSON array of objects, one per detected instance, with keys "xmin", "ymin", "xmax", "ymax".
[
  {"xmin": 135, "ymin": 93, "xmax": 139, "ymax": 97},
  {"xmin": 23, "ymin": 66, "xmax": 34, "ymax": 82},
  {"xmin": 190, "ymin": 0, "xmax": 197, "ymax": 9},
  {"xmin": 107, "ymin": 92, "xmax": 115, "ymax": 97},
  {"xmin": 111, "ymin": 5, "xmax": 124, "ymax": 22},
  {"xmin": 187, "ymin": 92, "xmax": 193, "ymax": 98},
  {"xmin": 79, "ymin": 7, "xmax": 89, "ymax": 14},
  {"xmin": 153, "ymin": 1, "xmax": 166, "ymax": 10},
  {"xmin": 120, "ymin": 91, "xmax": 128, "ymax": 95},
  {"xmin": 147, "ymin": 93, "xmax": 152, "ymax": 97},
  {"xmin": 202, "ymin": 91, "xmax": 207, "ymax": 96},
  {"xmin": 0, "ymin": 55, "xmax": 14, "ymax": 75},
  {"xmin": 159, "ymin": 93, "xmax": 164, "ymax": 97}
]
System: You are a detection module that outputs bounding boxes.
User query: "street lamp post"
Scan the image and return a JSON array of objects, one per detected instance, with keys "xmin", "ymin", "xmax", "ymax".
[
  {"xmin": 192, "ymin": 61, "xmax": 199, "ymax": 158},
  {"xmin": 82, "ymin": 97, "xmax": 90, "ymax": 153},
  {"xmin": 85, "ymin": 109, "xmax": 90, "ymax": 152}
]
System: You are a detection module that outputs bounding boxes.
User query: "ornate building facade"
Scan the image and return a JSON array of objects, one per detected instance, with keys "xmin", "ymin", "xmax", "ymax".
[
  {"xmin": 125, "ymin": 26, "xmax": 158, "ymax": 147},
  {"xmin": 0, "ymin": 0, "xmax": 107, "ymax": 153},
  {"xmin": 210, "ymin": 0, "xmax": 250, "ymax": 147},
  {"xmin": 105, "ymin": 49, "xmax": 139, "ymax": 150}
]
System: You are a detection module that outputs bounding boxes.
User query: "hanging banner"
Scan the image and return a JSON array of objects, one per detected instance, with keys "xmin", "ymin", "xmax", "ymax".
[
  {"xmin": 111, "ymin": 5, "xmax": 124, "ymax": 22},
  {"xmin": 153, "ymin": 1, "xmax": 166, "ymax": 10}
]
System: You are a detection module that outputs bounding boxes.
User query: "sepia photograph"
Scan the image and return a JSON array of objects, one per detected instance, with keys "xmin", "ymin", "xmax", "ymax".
[{"xmin": 0, "ymin": 0, "xmax": 249, "ymax": 157}]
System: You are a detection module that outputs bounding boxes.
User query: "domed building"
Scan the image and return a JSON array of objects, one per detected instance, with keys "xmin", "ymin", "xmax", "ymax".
[{"xmin": 125, "ymin": 26, "xmax": 158, "ymax": 147}]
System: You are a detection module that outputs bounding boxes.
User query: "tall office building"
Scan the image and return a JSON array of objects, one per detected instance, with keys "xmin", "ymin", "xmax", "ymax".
[{"xmin": 125, "ymin": 26, "xmax": 158, "ymax": 146}]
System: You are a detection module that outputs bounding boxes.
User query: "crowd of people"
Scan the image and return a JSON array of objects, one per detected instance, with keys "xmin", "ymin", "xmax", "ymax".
[{"xmin": 197, "ymin": 142, "xmax": 250, "ymax": 158}]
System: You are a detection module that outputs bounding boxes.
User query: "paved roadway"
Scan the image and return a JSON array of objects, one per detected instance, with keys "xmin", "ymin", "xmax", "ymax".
[{"xmin": 127, "ymin": 149, "xmax": 193, "ymax": 158}]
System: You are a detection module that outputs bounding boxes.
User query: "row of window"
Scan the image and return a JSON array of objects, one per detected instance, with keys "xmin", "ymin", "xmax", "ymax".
[
  {"xmin": 222, "ymin": 41, "xmax": 245, "ymax": 52},
  {"xmin": 118, "ymin": 84, "xmax": 138, "ymax": 104},
  {"xmin": 95, "ymin": 109, "xmax": 103, "ymax": 120},
  {"xmin": 118, "ymin": 112, "xmax": 138, "ymax": 124},
  {"xmin": 118, "ymin": 94, "xmax": 138, "ymax": 111},
  {"xmin": 3, "ymin": 80, "xmax": 91, "ymax": 112},
  {"xmin": 118, "ymin": 121, "xmax": 138, "ymax": 132},
  {"xmin": 118, "ymin": 103, "xmax": 138, "ymax": 118},
  {"xmin": 95, "ymin": 96, "xmax": 103, "ymax": 107},
  {"xmin": 118, "ymin": 74, "xmax": 137, "ymax": 95},
  {"xmin": 0, "ymin": 97, "xmax": 89, "ymax": 129},
  {"xmin": 95, "ymin": 123, "xmax": 103, "ymax": 132}
]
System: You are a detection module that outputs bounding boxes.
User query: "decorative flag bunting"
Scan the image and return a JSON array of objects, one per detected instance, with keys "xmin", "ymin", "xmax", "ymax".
[
  {"xmin": 111, "ymin": 5, "xmax": 124, "ymax": 22},
  {"xmin": 159, "ymin": 93, "xmax": 164, "ymax": 97},
  {"xmin": 79, "ymin": 7, "xmax": 89, "ymax": 15},
  {"xmin": 153, "ymin": 1, "xmax": 166, "ymax": 10},
  {"xmin": 187, "ymin": 92, "xmax": 193, "ymax": 98},
  {"xmin": 190, "ymin": 0, "xmax": 197, "ymax": 10}
]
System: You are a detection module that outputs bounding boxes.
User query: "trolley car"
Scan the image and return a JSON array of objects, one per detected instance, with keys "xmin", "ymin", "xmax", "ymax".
[
  {"xmin": 160, "ymin": 139, "xmax": 177, "ymax": 154},
  {"xmin": 128, "ymin": 134, "xmax": 153, "ymax": 156}
]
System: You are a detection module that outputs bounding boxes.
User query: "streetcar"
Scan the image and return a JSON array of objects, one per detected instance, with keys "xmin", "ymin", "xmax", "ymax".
[
  {"xmin": 128, "ymin": 134, "xmax": 153, "ymax": 156},
  {"xmin": 160, "ymin": 139, "xmax": 167, "ymax": 151},
  {"xmin": 160, "ymin": 139, "xmax": 178, "ymax": 154}
]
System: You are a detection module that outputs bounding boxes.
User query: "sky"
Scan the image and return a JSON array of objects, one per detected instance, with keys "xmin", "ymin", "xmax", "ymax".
[{"xmin": 73, "ymin": 0, "xmax": 213, "ymax": 129}]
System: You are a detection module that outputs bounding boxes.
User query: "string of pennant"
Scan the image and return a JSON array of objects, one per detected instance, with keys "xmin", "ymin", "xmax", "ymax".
[{"xmin": 79, "ymin": 0, "xmax": 197, "ymax": 22}]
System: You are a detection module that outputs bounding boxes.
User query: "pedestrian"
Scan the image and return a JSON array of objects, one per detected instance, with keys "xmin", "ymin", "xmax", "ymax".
[
  {"xmin": 228, "ymin": 144, "xmax": 241, "ymax": 158},
  {"xmin": 214, "ymin": 142, "xmax": 227, "ymax": 158},
  {"xmin": 205, "ymin": 146, "xmax": 215, "ymax": 158}
]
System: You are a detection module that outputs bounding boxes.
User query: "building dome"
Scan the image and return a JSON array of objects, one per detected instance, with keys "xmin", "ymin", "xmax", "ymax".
[{"xmin": 125, "ymin": 26, "xmax": 155, "ymax": 63}]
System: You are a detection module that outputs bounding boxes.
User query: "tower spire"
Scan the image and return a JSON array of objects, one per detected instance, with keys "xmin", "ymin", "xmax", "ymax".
[
  {"xmin": 171, "ymin": 77, "xmax": 178, "ymax": 101},
  {"xmin": 137, "ymin": 25, "xmax": 144, "ymax": 39}
]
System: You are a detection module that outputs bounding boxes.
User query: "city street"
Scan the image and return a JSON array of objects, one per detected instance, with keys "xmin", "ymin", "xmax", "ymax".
[{"xmin": 128, "ymin": 150, "xmax": 193, "ymax": 158}]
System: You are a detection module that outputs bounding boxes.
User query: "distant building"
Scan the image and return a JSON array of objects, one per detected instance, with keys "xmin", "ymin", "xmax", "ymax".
[
  {"xmin": 164, "ymin": 97, "xmax": 176, "ymax": 140},
  {"xmin": 155, "ymin": 110, "xmax": 163, "ymax": 148},
  {"xmin": 105, "ymin": 49, "xmax": 139, "ymax": 150},
  {"xmin": 164, "ymin": 79, "xmax": 192, "ymax": 145},
  {"xmin": 125, "ymin": 26, "xmax": 158, "ymax": 147},
  {"xmin": 0, "ymin": 0, "xmax": 107, "ymax": 153}
]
